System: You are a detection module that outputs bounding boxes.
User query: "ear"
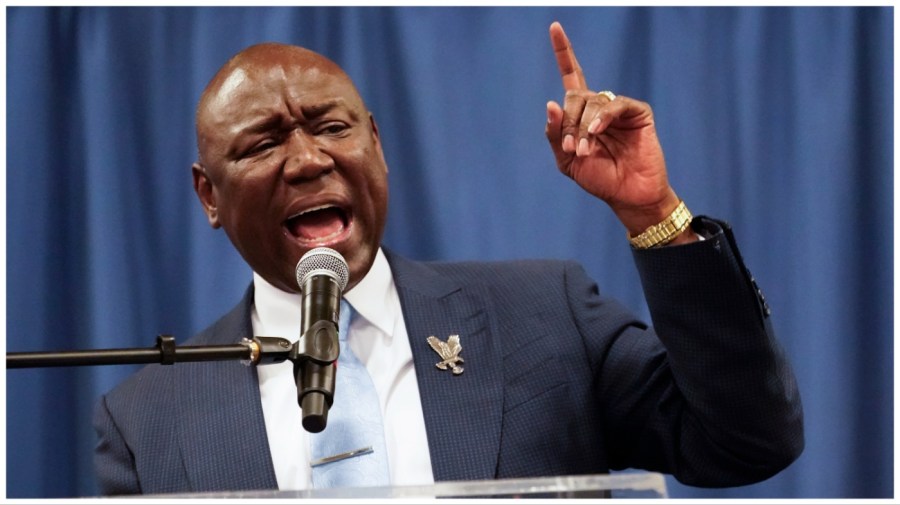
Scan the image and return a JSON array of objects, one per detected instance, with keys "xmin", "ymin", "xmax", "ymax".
[
  {"xmin": 192, "ymin": 162, "xmax": 221, "ymax": 229},
  {"xmin": 369, "ymin": 113, "xmax": 388, "ymax": 173}
]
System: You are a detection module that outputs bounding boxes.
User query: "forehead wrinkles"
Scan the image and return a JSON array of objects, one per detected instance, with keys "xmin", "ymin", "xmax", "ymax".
[
  {"xmin": 217, "ymin": 67, "xmax": 362, "ymax": 130},
  {"xmin": 281, "ymin": 63, "xmax": 366, "ymax": 115}
]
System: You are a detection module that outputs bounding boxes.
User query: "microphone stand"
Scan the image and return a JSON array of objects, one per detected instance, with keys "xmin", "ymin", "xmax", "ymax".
[
  {"xmin": 7, "ymin": 335, "xmax": 296, "ymax": 369},
  {"xmin": 8, "ymin": 336, "xmax": 338, "ymax": 432}
]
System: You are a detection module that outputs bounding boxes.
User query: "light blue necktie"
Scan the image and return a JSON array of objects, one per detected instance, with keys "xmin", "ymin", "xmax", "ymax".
[{"xmin": 310, "ymin": 299, "xmax": 391, "ymax": 488}]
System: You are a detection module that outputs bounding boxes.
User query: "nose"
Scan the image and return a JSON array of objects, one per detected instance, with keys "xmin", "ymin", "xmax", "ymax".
[{"xmin": 283, "ymin": 131, "xmax": 334, "ymax": 182}]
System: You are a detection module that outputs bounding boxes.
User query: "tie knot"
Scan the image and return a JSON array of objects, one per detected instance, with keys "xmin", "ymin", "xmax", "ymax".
[{"xmin": 338, "ymin": 299, "xmax": 352, "ymax": 343}]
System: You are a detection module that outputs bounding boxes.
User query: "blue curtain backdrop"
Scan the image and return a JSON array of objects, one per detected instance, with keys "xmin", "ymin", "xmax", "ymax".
[{"xmin": 6, "ymin": 7, "xmax": 892, "ymax": 498}]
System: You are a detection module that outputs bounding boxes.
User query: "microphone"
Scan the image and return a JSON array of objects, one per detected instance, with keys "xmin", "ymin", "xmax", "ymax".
[{"xmin": 292, "ymin": 247, "xmax": 350, "ymax": 433}]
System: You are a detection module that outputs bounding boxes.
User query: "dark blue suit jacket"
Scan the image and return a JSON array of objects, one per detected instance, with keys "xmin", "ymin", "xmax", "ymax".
[{"xmin": 93, "ymin": 219, "xmax": 803, "ymax": 495}]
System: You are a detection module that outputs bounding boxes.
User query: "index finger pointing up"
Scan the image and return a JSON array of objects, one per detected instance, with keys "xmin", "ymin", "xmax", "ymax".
[{"xmin": 550, "ymin": 21, "xmax": 587, "ymax": 91}]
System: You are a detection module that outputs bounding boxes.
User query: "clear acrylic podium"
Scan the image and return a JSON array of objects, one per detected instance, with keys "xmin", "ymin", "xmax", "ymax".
[{"xmin": 150, "ymin": 472, "xmax": 667, "ymax": 499}]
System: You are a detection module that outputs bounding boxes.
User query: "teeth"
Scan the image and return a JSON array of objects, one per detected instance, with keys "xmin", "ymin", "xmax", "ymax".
[
  {"xmin": 288, "ymin": 204, "xmax": 336, "ymax": 220},
  {"xmin": 285, "ymin": 204, "xmax": 351, "ymax": 245}
]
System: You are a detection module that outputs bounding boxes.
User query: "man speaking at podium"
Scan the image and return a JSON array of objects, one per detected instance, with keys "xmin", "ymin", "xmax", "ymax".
[{"xmin": 93, "ymin": 22, "xmax": 803, "ymax": 494}]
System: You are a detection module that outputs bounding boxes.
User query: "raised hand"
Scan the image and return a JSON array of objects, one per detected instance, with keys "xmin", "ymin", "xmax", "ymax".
[{"xmin": 545, "ymin": 21, "xmax": 694, "ymax": 242}]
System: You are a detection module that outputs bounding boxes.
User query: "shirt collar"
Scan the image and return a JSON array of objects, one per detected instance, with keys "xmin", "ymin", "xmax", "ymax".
[
  {"xmin": 345, "ymin": 248, "xmax": 396, "ymax": 338},
  {"xmin": 252, "ymin": 248, "xmax": 397, "ymax": 339}
]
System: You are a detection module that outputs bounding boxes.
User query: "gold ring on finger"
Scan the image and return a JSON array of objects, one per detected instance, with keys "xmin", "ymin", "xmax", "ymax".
[{"xmin": 597, "ymin": 90, "xmax": 616, "ymax": 102}]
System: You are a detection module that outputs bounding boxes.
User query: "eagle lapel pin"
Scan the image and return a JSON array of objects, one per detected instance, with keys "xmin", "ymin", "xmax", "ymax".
[{"xmin": 426, "ymin": 334, "xmax": 464, "ymax": 375}]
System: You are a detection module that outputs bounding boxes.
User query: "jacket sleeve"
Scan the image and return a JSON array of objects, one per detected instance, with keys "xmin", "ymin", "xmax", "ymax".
[{"xmin": 571, "ymin": 216, "xmax": 803, "ymax": 487}]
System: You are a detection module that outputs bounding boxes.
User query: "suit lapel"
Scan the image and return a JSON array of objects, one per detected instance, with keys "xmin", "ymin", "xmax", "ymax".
[
  {"xmin": 387, "ymin": 252, "xmax": 503, "ymax": 482},
  {"xmin": 176, "ymin": 288, "xmax": 279, "ymax": 492}
]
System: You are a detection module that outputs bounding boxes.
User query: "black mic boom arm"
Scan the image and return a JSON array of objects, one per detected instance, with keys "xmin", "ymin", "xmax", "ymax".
[{"xmin": 7, "ymin": 335, "xmax": 294, "ymax": 369}]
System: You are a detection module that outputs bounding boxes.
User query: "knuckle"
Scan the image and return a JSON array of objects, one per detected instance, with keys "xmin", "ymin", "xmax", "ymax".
[{"xmin": 565, "ymin": 89, "xmax": 591, "ymax": 101}]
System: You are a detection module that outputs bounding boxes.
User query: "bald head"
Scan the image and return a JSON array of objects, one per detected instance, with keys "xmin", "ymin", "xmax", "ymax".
[{"xmin": 195, "ymin": 43, "xmax": 364, "ymax": 165}]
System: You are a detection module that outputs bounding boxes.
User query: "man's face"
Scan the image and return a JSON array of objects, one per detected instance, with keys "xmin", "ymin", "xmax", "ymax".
[{"xmin": 193, "ymin": 46, "xmax": 389, "ymax": 293}]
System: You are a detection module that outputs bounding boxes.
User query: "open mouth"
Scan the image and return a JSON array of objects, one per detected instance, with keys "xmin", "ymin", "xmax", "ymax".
[{"xmin": 285, "ymin": 205, "xmax": 352, "ymax": 246}]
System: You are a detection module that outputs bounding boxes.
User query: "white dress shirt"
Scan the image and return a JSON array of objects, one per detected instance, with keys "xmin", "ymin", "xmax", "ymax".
[{"xmin": 252, "ymin": 248, "xmax": 435, "ymax": 489}]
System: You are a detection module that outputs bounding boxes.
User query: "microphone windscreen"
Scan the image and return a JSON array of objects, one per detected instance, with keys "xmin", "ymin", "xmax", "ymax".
[{"xmin": 295, "ymin": 247, "xmax": 350, "ymax": 292}]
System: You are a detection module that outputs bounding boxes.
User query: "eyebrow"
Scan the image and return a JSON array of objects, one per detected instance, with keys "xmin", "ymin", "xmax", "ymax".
[
  {"xmin": 224, "ymin": 113, "xmax": 285, "ymax": 159},
  {"xmin": 238, "ymin": 114, "xmax": 285, "ymax": 136},
  {"xmin": 302, "ymin": 99, "xmax": 360, "ymax": 122}
]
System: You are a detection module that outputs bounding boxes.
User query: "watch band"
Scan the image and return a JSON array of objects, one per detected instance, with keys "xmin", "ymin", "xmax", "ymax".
[{"xmin": 627, "ymin": 200, "xmax": 693, "ymax": 249}]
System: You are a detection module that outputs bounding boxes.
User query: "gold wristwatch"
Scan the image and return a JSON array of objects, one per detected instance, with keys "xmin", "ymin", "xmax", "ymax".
[{"xmin": 627, "ymin": 200, "xmax": 693, "ymax": 249}]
